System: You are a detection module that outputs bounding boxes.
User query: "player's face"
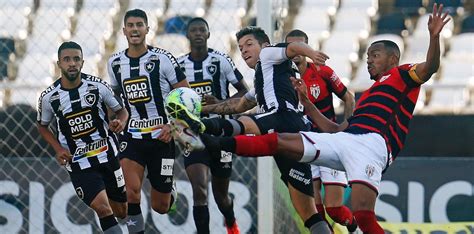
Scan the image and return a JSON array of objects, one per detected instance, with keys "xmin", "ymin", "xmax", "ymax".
[
  {"xmin": 367, "ymin": 43, "xmax": 394, "ymax": 80},
  {"xmin": 123, "ymin": 16, "xmax": 149, "ymax": 46},
  {"xmin": 238, "ymin": 34, "xmax": 262, "ymax": 69},
  {"xmin": 187, "ymin": 21, "xmax": 209, "ymax": 48},
  {"xmin": 285, "ymin": 36, "xmax": 306, "ymax": 65},
  {"xmin": 57, "ymin": 48, "xmax": 83, "ymax": 82}
]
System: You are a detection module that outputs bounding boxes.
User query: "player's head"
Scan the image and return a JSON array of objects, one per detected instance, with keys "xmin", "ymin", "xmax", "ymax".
[
  {"xmin": 285, "ymin": 29, "xmax": 309, "ymax": 65},
  {"xmin": 57, "ymin": 41, "xmax": 83, "ymax": 82},
  {"xmin": 367, "ymin": 40, "xmax": 401, "ymax": 80},
  {"xmin": 186, "ymin": 17, "xmax": 210, "ymax": 48},
  {"xmin": 123, "ymin": 9, "xmax": 149, "ymax": 46},
  {"xmin": 236, "ymin": 26, "xmax": 270, "ymax": 69}
]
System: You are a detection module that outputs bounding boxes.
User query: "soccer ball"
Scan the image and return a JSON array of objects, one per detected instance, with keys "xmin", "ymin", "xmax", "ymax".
[{"xmin": 165, "ymin": 87, "xmax": 202, "ymax": 118}]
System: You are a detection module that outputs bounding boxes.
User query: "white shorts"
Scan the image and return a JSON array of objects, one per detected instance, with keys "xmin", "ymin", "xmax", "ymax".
[
  {"xmin": 311, "ymin": 165, "xmax": 347, "ymax": 187},
  {"xmin": 300, "ymin": 131, "xmax": 388, "ymax": 192}
]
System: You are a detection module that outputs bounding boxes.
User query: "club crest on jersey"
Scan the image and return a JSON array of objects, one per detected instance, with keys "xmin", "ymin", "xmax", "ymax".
[
  {"xmin": 75, "ymin": 187, "xmax": 84, "ymax": 199},
  {"xmin": 119, "ymin": 142, "xmax": 127, "ymax": 152},
  {"xmin": 145, "ymin": 61, "xmax": 155, "ymax": 73},
  {"xmin": 83, "ymin": 93, "xmax": 96, "ymax": 106},
  {"xmin": 310, "ymin": 84, "xmax": 320, "ymax": 99},
  {"xmin": 206, "ymin": 64, "xmax": 217, "ymax": 76}
]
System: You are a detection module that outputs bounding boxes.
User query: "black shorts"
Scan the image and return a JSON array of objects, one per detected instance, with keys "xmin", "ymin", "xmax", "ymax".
[
  {"xmin": 118, "ymin": 136, "xmax": 175, "ymax": 193},
  {"xmin": 250, "ymin": 110, "xmax": 314, "ymax": 196},
  {"xmin": 68, "ymin": 156, "xmax": 127, "ymax": 206},
  {"xmin": 183, "ymin": 148, "xmax": 233, "ymax": 178}
]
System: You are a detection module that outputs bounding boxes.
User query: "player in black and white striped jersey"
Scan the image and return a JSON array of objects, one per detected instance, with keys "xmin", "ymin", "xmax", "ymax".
[
  {"xmin": 177, "ymin": 17, "xmax": 249, "ymax": 234},
  {"xmin": 37, "ymin": 41, "xmax": 129, "ymax": 233},
  {"xmin": 107, "ymin": 9, "xmax": 189, "ymax": 234}
]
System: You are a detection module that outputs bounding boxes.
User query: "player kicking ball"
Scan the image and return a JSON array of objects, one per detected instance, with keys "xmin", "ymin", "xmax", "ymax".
[{"xmin": 168, "ymin": 3, "xmax": 450, "ymax": 233}]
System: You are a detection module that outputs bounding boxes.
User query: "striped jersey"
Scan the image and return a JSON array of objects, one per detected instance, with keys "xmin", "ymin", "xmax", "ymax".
[
  {"xmin": 37, "ymin": 73, "xmax": 123, "ymax": 171},
  {"xmin": 107, "ymin": 45, "xmax": 186, "ymax": 140},
  {"xmin": 178, "ymin": 48, "xmax": 243, "ymax": 118},
  {"xmin": 254, "ymin": 43, "xmax": 300, "ymax": 113},
  {"xmin": 302, "ymin": 63, "xmax": 347, "ymax": 125},
  {"xmin": 345, "ymin": 64, "xmax": 422, "ymax": 159}
]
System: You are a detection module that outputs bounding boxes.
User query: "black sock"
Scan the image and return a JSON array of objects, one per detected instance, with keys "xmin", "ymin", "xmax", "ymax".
[
  {"xmin": 99, "ymin": 214, "xmax": 118, "ymax": 231},
  {"xmin": 219, "ymin": 136, "xmax": 236, "ymax": 152},
  {"xmin": 203, "ymin": 118, "xmax": 224, "ymax": 135},
  {"xmin": 304, "ymin": 213, "xmax": 324, "ymax": 229},
  {"xmin": 203, "ymin": 119, "xmax": 244, "ymax": 136},
  {"xmin": 193, "ymin": 205, "xmax": 210, "ymax": 234},
  {"xmin": 128, "ymin": 203, "xmax": 141, "ymax": 215},
  {"xmin": 219, "ymin": 199, "xmax": 236, "ymax": 227}
]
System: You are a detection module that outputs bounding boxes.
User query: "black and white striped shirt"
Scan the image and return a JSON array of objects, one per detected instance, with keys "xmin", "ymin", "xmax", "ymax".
[
  {"xmin": 37, "ymin": 73, "xmax": 122, "ymax": 171},
  {"xmin": 254, "ymin": 43, "xmax": 300, "ymax": 114},
  {"xmin": 108, "ymin": 46, "xmax": 186, "ymax": 139},
  {"xmin": 178, "ymin": 48, "xmax": 242, "ymax": 100}
]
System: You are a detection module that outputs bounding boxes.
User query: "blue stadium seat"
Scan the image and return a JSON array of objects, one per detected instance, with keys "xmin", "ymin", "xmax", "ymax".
[
  {"xmin": 0, "ymin": 37, "xmax": 15, "ymax": 80},
  {"xmin": 461, "ymin": 14, "xmax": 474, "ymax": 33},
  {"xmin": 376, "ymin": 12, "xmax": 407, "ymax": 35},
  {"xmin": 394, "ymin": 0, "xmax": 424, "ymax": 16},
  {"xmin": 164, "ymin": 15, "xmax": 193, "ymax": 35}
]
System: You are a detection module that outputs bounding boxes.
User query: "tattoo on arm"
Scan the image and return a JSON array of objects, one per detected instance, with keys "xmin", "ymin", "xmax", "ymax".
[{"xmin": 204, "ymin": 98, "xmax": 256, "ymax": 114}]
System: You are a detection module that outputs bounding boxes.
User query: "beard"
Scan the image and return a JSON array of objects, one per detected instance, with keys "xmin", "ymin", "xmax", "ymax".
[{"xmin": 62, "ymin": 70, "xmax": 80, "ymax": 82}]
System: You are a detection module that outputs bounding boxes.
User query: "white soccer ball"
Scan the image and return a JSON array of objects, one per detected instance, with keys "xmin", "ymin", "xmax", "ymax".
[{"xmin": 165, "ymin": 87, "xmax": 202, "ymax": 118}]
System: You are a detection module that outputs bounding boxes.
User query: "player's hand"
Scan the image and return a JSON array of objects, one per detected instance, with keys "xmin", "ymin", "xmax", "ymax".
[
  {"xmin": 202, "ymin": 95, "xmax": 220, "ymax": 105},
  {"xmin": 308, "ymin": 51, "xmax": 329, "ymax": 67},
  {"xmin": 428, "ymin": 3, "xmax": 451, "ymax": 38},
  {"xmin": 290, "ymin": 77, "xmax": 310, "ymax": 103},
  {"xmin": 157, "ymin": 124, "xmax": 172, "ymax": 143},
  {"xmin": 109, "ymin": 119, "xmax": 125, "ymax": 133},
  {"xmin": 55, "ymin": 148, "xmax": 72, "ymax": 165}
]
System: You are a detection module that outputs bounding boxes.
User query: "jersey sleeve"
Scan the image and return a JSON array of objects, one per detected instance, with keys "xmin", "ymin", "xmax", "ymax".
[
  {"xmin": 221, "ymin": 54, "xmax": 243, "ymax": 84},
  {"xmin": 99, "ymin": 82, "xmax": 123, "ymax": 112},
  {"xmin": 37, "ymin": 93, "xmax": 53, "ymax": 126},
  {"xmin": 107, "ymin": 57, "xmax": 119, "ymax": 88},
  {"xmin": 162, "ymin": 53, "xmax": 187, "ymax": 85},
  {"xmin": 321, "ymin": 65, "xmax": 347, "ymax": 98},
  {"xmin": 259, "ymin": 43, "xmax": 288, "ymax": 66},
  {"xmin": 244, "ymin": 88, "xmax": 256, "ymax": 102},
  {"xmin": 399, "ymin": 63, "xmax": 423, "ymax": 86}
]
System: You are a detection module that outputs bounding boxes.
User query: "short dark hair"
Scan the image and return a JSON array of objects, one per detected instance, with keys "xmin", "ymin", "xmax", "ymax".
[
  {"xmin": 285, "ymin": 29, "xmax": 308, "ymax": 43},
  {"xmin": 236, "ymin": 26, "xmax": 270, "ymax": 45},
  {"xmin": 57, "ymin": 41, "xmax": 82, "ymax": 59},
  {"xmin": 124, "ymin": 9, "xmax": 148, "ymax": 25},
  {"xmin": 187, "ymin": 17, "xmax": 209, "ymax": 31},
  {"xmin": 371, "ymin": 40, "xmax": 400, "ymax": 58}
]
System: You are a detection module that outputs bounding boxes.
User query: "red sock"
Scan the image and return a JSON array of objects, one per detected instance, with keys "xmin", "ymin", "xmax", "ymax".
[
  {"xmin": 353, "ymin": 210, "xmax": 384, "ymax": 233},
  {"xmin": 234, "ymin": 133, "xmax": 278, "ymax": 156},
  {"xmin": 326, "ymin": 206, "xmax": 354, "ymax": 226}
]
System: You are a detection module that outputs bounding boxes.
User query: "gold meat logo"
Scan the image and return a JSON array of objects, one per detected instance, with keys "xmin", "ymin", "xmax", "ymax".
[
  {"xmin": 123, "ymin": 76, "xmax": 151, "ymax": 104},
  {"xmin": 190, "ymin": 80, "xmax": 213, "ymax": 97},
  {"xmin": 65, "ymin": 108, "xmax": 96, "ymax": 139}
]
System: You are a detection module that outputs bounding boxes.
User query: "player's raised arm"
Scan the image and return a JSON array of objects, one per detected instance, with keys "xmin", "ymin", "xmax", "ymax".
[
  {"xmin": 202, "ymin": 94, "xmax": 256, "ymax": 115},
  {"xmin": 286, "ymin": 41, "xmax": 329, "ymax": 66},
  {"xmin": 413, "ymin": 3, "xmax": 450, "ymax": 83}
]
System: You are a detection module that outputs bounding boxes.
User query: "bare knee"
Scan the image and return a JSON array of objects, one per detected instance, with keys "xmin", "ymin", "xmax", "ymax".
[{"xmin": 126, "ymin": 185, "xmax": 142, "ymax": 204}]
